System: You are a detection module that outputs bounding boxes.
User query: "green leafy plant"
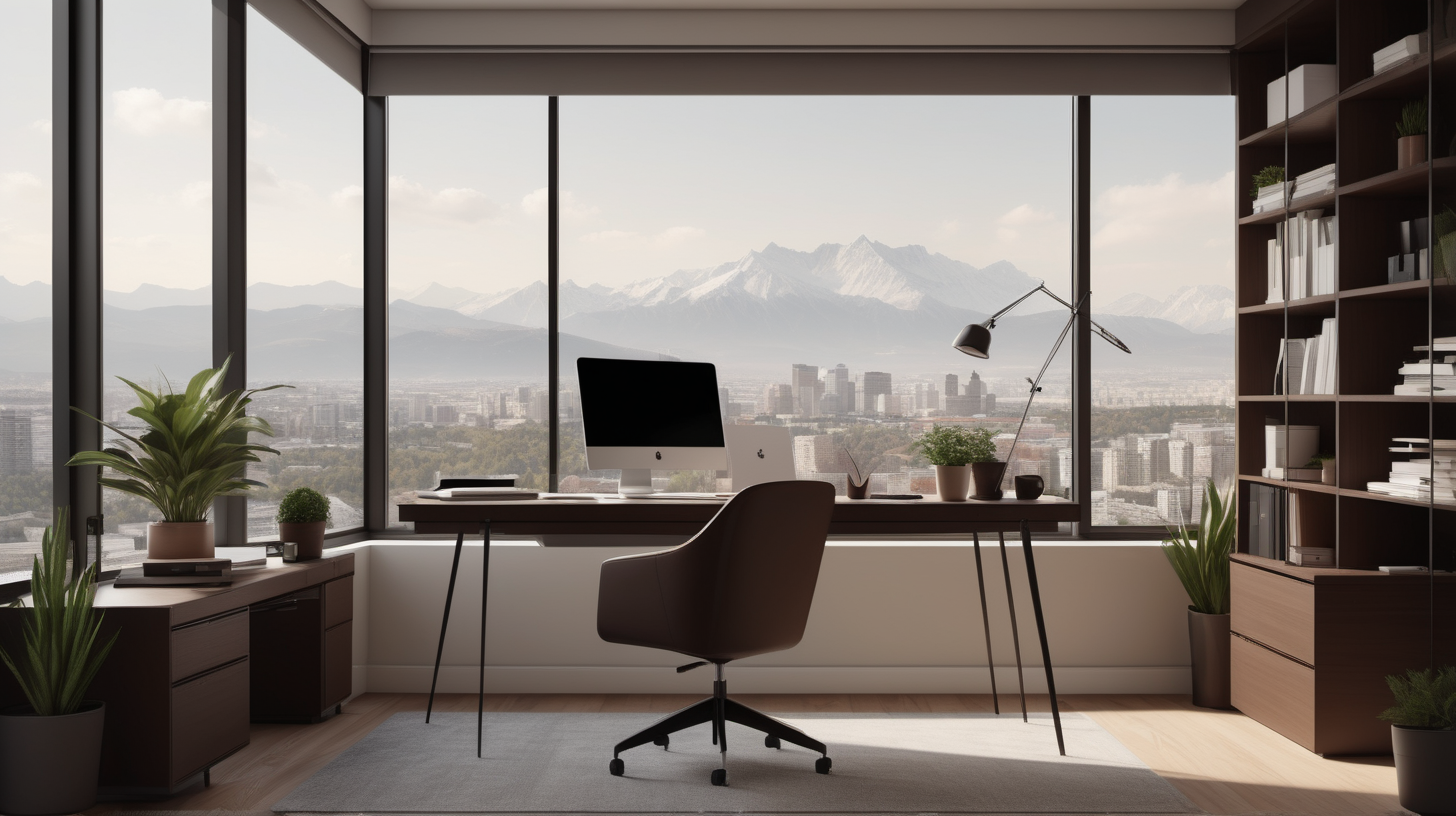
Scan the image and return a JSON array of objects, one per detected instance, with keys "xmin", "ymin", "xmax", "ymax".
[
  {"xmin": 911, "ymin": 425, "xmax": 997, "ymax": 466},
  {"xmin": 1397, "ymin": 98, "xmax": 1428, "ymax": 138},
  {"xmin": 1305, "ymin": 453, "xmax": 1335, "ymax": 467},
  {"xmin": 65, "ymin": 357, "xmax": 290, "ymax": 522},
  {"xmin": 0, "ymin": 509, "xmax": 119, "ymax": 716},
  {"xmin": 1161, "ymin": 480, "xmax": 1235, "ymax": 615},
  {"xmin": 1380, "ymin": 666, "xmax": 1456, "ymax": 729},
  {"xmin": 1250, "ymin": 165, "xmax": 1285, "ymax": 200},
  {"xmin": 277, "ymin": 487, "xmax": 332, "ymax": 525}
]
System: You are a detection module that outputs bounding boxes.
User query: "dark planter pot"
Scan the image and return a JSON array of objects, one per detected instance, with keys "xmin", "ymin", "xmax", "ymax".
[
  {"xmin": 970, "ymin": 461, "xmax": 1006, "ymax": 500},
  {"xmin": 0, "ymin": 701, "xmax": 105, "ymax": 815},
  {"xmin": 1393, "ymin": 725, "xmax": 1456, "ymax": 816},
  {"xmin": 1188, "ymin": 609, "xmax": 1232, "ymax": 709},
  {"xmin": 278, "ymin": 520, "xmax": 326, "ymax": 560}
]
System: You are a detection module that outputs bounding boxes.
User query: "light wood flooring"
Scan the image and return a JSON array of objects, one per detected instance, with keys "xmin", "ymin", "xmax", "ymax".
[{"xmin": 88, "ymin": 693, "xmax": 1404, "ymax": 816}]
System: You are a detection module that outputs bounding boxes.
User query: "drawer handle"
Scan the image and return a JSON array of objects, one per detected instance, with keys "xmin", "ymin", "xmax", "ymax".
[{"xmin": 253, "ymin": 598, "xmax": 299, "ymax": 613}]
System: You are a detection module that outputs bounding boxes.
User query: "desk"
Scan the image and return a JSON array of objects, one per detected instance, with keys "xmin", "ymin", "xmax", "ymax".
[{"xmin": 397, "ymin": 495, "xmax": 1077, "ymax": 756}]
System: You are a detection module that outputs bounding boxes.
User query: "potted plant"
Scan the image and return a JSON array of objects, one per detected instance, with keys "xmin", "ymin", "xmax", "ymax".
[
  {"xmin": 1307, "ymin": 453, "xmax": 1336, "ymax": 486},
  {"xmin": 1161, "ymin": 479, "xmax": 1235, "ymax": 709},
  {"xmin": 277, "ymin": 486, "xmax": 333, "ymax": 560},
  {"xmin": 0, "ymin": 508, "xmax": 119, "ymax": 815},
  {"xmin": 1379, "ymin": 666, "xmax": 1456, "ymax": 816},
  {"xmin": 66, "ymin": 356, "xmax": 288, "ymax": 559},
  {"xmin": 912, "ymin": 425, "xmax": 998, "ymax": 502},
  {"xmin": 1397, "ymin": 97, "xmax": 1428, "ymax": 170},
  {"xmin": 1249, "ymin": 164, "xmax": 1285, "ymax": 204}
]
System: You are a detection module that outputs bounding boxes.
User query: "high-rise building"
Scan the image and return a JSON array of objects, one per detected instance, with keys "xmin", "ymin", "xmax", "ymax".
[
  {"xmin": 824, "ymin": 364, "xmax": 850, "ymax": 415},
  {"xmin": 763, "ymin": 383, "xmax": 794, "ymax": 415},
  {"xmin": 790, "ymin": 364, "xmax": 823, "ymax": 416},
  {"xmin": 862, "ymin": 371, "xmax": 891, "ymax": 415},
  {"xmin": 1168, "ymin": 439, "xmax": 1192, "ymax": 478},
  {"xmin": 0, "ymin": 410, "xmax": 34, "ymax": 476},
  {"xmin": 793, "ymin": 433, "xmax": 841, "ymax": 476},
  {"xmin": 1194, "ymin": 444, "xmax": 1236, "ymax": 487},
  {"xmin": 434, "ymin": 405, "xmax": 459, "ymax": 424},
  {"xmin": 945, "ymin": 395, "xmax": 976, "ymax": 416},
  {"xmin": 944, "ymin": 374, "xmax": 959, "ymax": 401}
]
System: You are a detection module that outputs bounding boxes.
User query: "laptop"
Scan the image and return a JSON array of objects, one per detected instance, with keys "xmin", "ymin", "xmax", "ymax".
[{"xmin": 724, "ymin": 425, "xmax": 796, "ymax": 492}]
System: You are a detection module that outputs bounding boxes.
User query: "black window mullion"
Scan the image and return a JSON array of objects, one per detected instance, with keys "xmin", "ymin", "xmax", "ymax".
[
  {"xmin": 1072, "ymin": 95, "xmax": 1092, "ymax": 534},
  {"xmin": 548, "ymin": 96, "xmax": 560, "ymax": 493},
  {"xmin": 363, "ymin": 84, "xmax": 388, "ymax": 533}
]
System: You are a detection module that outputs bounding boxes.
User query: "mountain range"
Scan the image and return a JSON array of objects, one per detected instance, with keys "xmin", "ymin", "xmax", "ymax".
[{"xmin": 0, "ymin": 238, "xmax": 1232, "ymax": 380}]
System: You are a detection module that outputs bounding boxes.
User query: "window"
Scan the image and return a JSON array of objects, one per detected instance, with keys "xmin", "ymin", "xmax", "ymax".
[
  {"xmin": 557, "ymin": 97, "xmax": 1071, "ymax": 497},
  {"xmin": 101, "ymin": 0, "xmax": 213, "ymax": 569},
  {"xmin": 246, "ymin": 6, "xmax": 363, "ymax": 541},
  {"xmin": 1090, "ymin": 97, "xmax": 1236, "ymax": 527},
  {"xmin": 386, "ymin": 97, "xmax": 548, "ymax": 526},
  {"xmin": 0, "ymin": 0, "xmax": 53, "ymax": 582}
]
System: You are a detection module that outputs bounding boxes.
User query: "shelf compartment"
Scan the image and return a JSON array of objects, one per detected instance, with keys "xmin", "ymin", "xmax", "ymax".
[
  {"xmin": 1237, "ymin": 313, "xmax": 1288, "ymax": 397},
  {"xmin": 1335, "ymin": 196, "xmax": 1435, "ymax": 291},
  {"xmin": 1337, "ymin": 490, "xmax": 1433, "ymax": 569},
  {"xmin": 1340, "ymin": 54, "xmax": 1430, "ymax": 102},
  {"xmin": 1335, "ymin": 0, "xmax": 1425, "ymax": 94},
  {"xmin": 1339, "ymin": 298, "xmax": 1430, "ymax": 394},
  {"xmin": 1336, "ymin": 400, "xmax": 1430, "ymax": 492},
  {"xmin": 1338, "ymin": 162, "xmax": 1431, "ymax": 198},
  {"xmin": 1237, "ymin": 402, "xmax": 1287, "ymax": 478}
]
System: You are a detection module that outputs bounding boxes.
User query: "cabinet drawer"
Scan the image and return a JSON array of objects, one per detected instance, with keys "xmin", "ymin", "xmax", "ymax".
[
  {"xmin": 1231, "ymin": 562, "xmax": 1314, "ymax": 665},
  {"xmin": 324, "ymin": 620, "xmax": 352, "ymax": 709},
  {"xmin": 324, "ymin": 575, "xmax": 353, "ymax": 630},
  {"xmin": 170, "ymin": 658, "xmax": 250, "ymax": 784},
  {"xmin": 171, "ymin": 609, "xmax": 249, "ymax": 683},
  {"xmin": 1231, "ymin": 634, "xmax": 1315, "ymax": 751}
]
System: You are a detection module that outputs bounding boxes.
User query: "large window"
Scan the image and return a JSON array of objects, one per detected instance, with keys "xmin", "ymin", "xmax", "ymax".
[
  {"xmin": 1090, "ymin": 97, "xmax": 1236, "ymax": 526},
  {"xmin": 557, "ymin": 97, "xmax": 1072, "ymax": 496},
  {"xmin": 386, "ymin": 98, "xmax": 549, "ymax": 526},
  {"xmin": 246, "ymin": 6, "xmax": 363, "ymax": 541},
  {"xmin": 0, "ymin": 0, "xmax": 53, "ymax": 582},
  {"xmin": 101, "ymin": 0, "xmax": 213, "ymax": 569}
]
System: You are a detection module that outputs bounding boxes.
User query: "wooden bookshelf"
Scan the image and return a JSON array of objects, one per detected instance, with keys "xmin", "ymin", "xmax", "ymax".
[{"xmin": 1232, "ymin": 0, "xmax": 1456, "ymax": 756}]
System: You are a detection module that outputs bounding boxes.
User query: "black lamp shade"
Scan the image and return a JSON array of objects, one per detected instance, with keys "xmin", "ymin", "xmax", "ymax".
[{"xmin": 953, "ymin": 322, "xmax": 992, "ymax": 358}]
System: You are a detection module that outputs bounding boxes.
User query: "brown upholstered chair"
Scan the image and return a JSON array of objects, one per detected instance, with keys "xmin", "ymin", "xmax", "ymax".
[{"xmin": 597, "ymin": 479, "xmax": 836, "ymax": 786}]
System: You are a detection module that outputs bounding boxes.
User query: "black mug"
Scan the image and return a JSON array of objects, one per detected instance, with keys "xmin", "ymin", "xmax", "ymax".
[{"xmin": 1014, "ymin": 474, "xmax": 1045, "ymax": 500}]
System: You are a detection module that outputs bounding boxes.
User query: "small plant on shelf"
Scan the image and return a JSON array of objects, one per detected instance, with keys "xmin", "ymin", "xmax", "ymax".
[
  {"xmin": 277, "ymin": 486, "xmax": 332, "ymax": 526},
  {"xmin": 911, "ymin": 424, "xmax": 997, "ymax": 466},
  {"xmin": 1250, "ymin": 165, "xmax": 1285, "ymax": 200},
  {"xmin": 1397, "ymin": 98, "xmax": 1429, "ymax": 138}
]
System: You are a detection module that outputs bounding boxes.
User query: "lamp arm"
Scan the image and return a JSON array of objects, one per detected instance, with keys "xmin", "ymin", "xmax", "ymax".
[
  {"xmin": 983, "ymin": 283, "xmax": 1055, "ymax": 327},
  {"xmin": 985, "ymin": 282, "xmax": 1131, "ymax": 354},
  {"xmin": 1002, "ymin": 292, "xmax": 1086, "ymax": 473}
]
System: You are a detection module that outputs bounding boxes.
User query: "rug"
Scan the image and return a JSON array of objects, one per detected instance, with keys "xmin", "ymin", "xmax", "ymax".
[{"xmin": 272, "ymin": 711, "xmax": 1201, "ymax": 814}]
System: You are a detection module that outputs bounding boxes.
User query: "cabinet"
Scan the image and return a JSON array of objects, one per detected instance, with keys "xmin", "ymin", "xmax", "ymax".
[
  {"xmin": 250, "ymin": 575, "xmax": 354, "ymax": 722},
  {"xmin": 0, "ymin": 553, "xmax": 354, "ymax": 797},
  {"xmin": 1233, "ymin": 0, "xmax": 1456, "ymax": 754}
]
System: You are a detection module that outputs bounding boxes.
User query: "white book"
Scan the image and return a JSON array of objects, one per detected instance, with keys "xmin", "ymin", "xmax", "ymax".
[
  {"xmin": 1321, "ymin": 318, "xmax": 1338, "ymax": 394},
  {"xmin": 1395, "ymin": 384, "xmax": 1450, "ymax": 395},
  {"xmin": 1286, "ymin": 338, "xmax": 1308, "ymax": 394},
  {"xmin": 1311, "ymin": 326, "xmax": 1329, "ymax": 395},
  {"xmin": 1373, "ymin": 33, "xmax": 1427, "ymax": 63},
  {"xmin": 1295, "ymin": 163, "xmax": 1337, "ymax": 182},
  {"xmin": 1301, "ymin": 335, "xmax": 1321, "ymax": 395}
]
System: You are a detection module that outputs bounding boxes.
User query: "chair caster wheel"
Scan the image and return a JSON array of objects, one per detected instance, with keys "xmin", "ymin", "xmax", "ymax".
[
  {"xmin": 815, "ymin": 756, "xmax": 832, "ymax": 774},
  {"xmin": 764, "ymin": 735, "xmax": 781, "ymax": 749},
  {"xmin": 653, "ymin": 735, "xmax": 669, "ymax": 749},
  {"xmin": 609, "ymin": 758, "xmax": 624, "ymax": 776},
  {"xmin": 710, "ymin": 768, "xmax": 728, "ymax": 786}
]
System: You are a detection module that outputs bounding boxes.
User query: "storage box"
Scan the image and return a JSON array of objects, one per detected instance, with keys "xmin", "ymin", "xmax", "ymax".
[
  {"xmin": 1268, "ymin": 65, "xmax": 1337, "ymax": 127},
  {"xmin": 1265, "ymin": 424, "xmax": 1320, "ymax": 473},
  {"xmin": 1267, "ymin": 75, "xmax": 1286, "ymax": 128}
]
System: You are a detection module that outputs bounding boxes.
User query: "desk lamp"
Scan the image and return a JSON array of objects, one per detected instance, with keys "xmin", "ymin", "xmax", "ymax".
[{"xmin": 952, "ymin": 282, "xmax": 1131, "ymax": 489}]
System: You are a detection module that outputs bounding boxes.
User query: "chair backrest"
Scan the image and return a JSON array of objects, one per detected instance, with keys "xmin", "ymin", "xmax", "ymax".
[{"xmin": 654, "ymin": 479, "xmax": 836, "ymax": 661}]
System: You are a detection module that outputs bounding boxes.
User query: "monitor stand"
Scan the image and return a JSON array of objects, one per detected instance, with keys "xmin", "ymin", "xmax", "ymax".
[{"xmin": 617, "ymin": 469, "xmax": 655, "ymax": 495}]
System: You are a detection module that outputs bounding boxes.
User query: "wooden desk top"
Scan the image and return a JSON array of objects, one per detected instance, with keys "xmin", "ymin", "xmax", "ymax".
[
  {"xmin": 399, "ymin": 495, "xmax": 1078, "ymax": 538},
  {"xmin": 91, "ymin": 552, "xmax": 355, "ymax": 627}
]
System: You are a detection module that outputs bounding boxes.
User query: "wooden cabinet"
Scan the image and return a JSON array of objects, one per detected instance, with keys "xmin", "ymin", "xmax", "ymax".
[
  {"xmin": 250, "ymin": 575, "xmax": 354, "ymax": 722},
  {"xmin": 0, "ymin": 553, "xmax": 354, "ymax": 797}
]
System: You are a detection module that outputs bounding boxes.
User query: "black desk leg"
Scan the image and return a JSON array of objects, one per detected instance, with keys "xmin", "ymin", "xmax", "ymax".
[
  {"xmin": 1020, "ymin": 520, "xmax": 1064, "ymax": 756},
  {"xmin": 426, "ymin": 532, "xmax": 466, "ymax": 723},
  {"xmin": 997, "ymin": 532, "xmax": 1028, "ymax": 722},
  {"xmin": 970, "ymin": 534, "xmax": 999, "ymax": 715},
  {"xmin": 478, "ymin": 521, "xmax": 490, "ymax": 758}
]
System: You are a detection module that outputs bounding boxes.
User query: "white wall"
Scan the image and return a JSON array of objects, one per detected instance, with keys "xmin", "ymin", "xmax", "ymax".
[{"xmin": 340, "ymin": 539, "xmax": 1193, "ymax": 696}]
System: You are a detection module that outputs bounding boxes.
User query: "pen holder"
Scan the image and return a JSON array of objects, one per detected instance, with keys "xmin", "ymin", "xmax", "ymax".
[{"xmin": 846, "ymin": 477, "xmax": 870, "ymax": 500}]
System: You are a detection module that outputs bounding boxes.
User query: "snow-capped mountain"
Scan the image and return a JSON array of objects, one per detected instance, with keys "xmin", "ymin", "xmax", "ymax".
[{"xmin": 1102, "ymin": 285, "xmax": 1234, "ymax": 334}]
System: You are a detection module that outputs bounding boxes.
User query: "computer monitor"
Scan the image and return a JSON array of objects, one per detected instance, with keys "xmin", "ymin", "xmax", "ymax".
[{"xmin": 576, "ymin": 357, "xmax": 728, "ymax": 495}]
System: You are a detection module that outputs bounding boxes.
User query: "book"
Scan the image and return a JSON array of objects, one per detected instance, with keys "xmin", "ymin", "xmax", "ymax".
[
  {"xmin": 143, "ymin": 557, "xmax": 231, "ymax": 578},
  {"xmin": 1300, "ymin": 335, "xmax": 1319, "ymax": 395},
  {"xmin": 1392, "ymin": 437, "xmax": 1456, "ymax": 448},
  {"xmin": 1373, "ymin": 33, "xmax": 1428, "ymax": 73},
  {"xmin": 114, "ymin": 568, "xmax": 233, "ymax": 588},
  {"xmin": 1289, "ymin": 546, "xmax": 1334, "ymax": 567},
  {"xmin": 1285, "ymin": 338, "xmax": 1307, "ymax": 394},
  {"xmin": 1379, "ymin": 565, "xmax": 1431, "ymax": 574},
  {"xmin": 1399, "ymin": 363, "xmax": 1456, "ymax": 375},
  {"xmin": 416, "ymin": 488, "xmax": 541, "ymax": 501}
]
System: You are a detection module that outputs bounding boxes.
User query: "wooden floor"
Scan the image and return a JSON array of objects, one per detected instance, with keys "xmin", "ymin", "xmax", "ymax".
[{"xmin": 88, "ymin": 693, "xmax": 1403, "ymax": 816}]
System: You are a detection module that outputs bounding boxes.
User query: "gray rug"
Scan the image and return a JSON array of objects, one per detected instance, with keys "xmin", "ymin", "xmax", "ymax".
[{"xmin": 273, "ymin": 712, "xmax": 1201, "ymax": 814}]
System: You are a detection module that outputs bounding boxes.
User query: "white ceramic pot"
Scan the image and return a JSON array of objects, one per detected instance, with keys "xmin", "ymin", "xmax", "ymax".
[
  {"xmin": 147, "ymin": 521, "xmax": 215, "ymax": 559},
  {"xmin": 934, "ymin": 464, "xmax": 971, "ymax": 502}
]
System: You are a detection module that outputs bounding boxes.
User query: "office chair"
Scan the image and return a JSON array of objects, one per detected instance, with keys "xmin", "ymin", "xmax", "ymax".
[{"xmin": 596, "ymin": 479, "xmax": 836, "ymax": 786}]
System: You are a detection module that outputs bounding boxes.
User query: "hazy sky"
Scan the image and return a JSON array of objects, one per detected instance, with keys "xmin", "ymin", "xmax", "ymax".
[{"xmin": 1, "ymin": 0, "xmax": 1233, "ymax": 305}]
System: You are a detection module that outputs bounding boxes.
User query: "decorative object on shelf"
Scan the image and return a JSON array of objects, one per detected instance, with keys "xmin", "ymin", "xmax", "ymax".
[
  {"xmin": 0, "ymin": 508, "xmax": 119, "ymax": 816},
  {"xmin": 1250, "ymin": 165, "xmax": 1286, "ymax": 213},
  {"xmin": 1372, "ymin": 32, "xmax": 1427, "ymax": 76},
  {"xmin": 1262, "ymin": 423, "xmax": 1319, "ymax": 478},
  {"xmin": 1309, "ymin": 454, "xmax": 1336, "ymax": 486},
  {"xmin": 910, "ymin": 424, "xmax": 994, "ymax": 502},
  {"xmin": 1013, "ymin": 474, "xmax": 1045, "ymax": 500},
  {"xmin": 1266, "ymin": 64, "xmax": 1337, "ymax": 128},
  {"xmin": 951, "ymin": 280, "xmax": 1130, "ymax": 500},
  {"xmin": 277, "ymin": 486, "xmax": 333, "ymax": 561},
  {"xmin": 1379, "ymin": 666, "xmax": 1456, "ymax": 816},
  {"xmin": 1396, "ymin": 98, "xmax": 1428, "ymax": 170},
  {"xmin": 844, "ymin": 450, "xmax": 870, "ymax": 500},
  {"xmin": 1161, "ymin": 480, "xmax": 1234, "ymax": 710},
  {"xmin": 1389, "ymin": 217, "xmax": 1431, "ymax": 283},
  {"xmin": 1289, "ymin": 163, "xmax": 1336, "ymax": 203},
  {"xmin": 65, "ymin": 356, "xmax": 289, "ymax": 559}
]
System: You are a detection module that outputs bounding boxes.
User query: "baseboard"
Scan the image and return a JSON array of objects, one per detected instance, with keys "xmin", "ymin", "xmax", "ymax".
[{"xmin": 360, "ymin": 664, "xmax": 1191, "ymax": 695}]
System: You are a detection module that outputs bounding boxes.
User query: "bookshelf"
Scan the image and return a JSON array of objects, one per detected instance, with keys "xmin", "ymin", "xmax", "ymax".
[{"xmin": 1232, "ymin": 0, "xmax": 1456, "ymax": 756}]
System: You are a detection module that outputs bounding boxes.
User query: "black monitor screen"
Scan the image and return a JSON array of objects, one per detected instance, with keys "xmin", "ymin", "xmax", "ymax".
[{"xmin": 576, "ymin": 358, "xmax": 725, "ymax": 448}]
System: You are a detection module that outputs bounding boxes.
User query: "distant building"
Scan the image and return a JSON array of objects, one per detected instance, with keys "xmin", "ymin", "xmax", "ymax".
[
  {"xmin": 763, "ymin": 383, "xmax": 794, "ymax": 415},
  {"xmin": 825, "ymin": 364, "xmax": 851, "ymax": 415},
  {"xmin": 0, "ymin": 410, "xmax": 33, "ymax": 476},
  {"xmin": 862, "ymin": 371, "xmax": 891, "ymax": 415},
  {"xmin": 793, "ymin": 434, "xmax": 842, "ymax": 477},
  {"xmin": 434, "ymin": 405, "xmax": 459, "ymax": 424},
  {"xmin": 791, "ymin": 364, "xmax": 822, "ymax": 416},
  {"xmin": 944, "ymin": 374, "xmax": 959, "ymax": 400}
]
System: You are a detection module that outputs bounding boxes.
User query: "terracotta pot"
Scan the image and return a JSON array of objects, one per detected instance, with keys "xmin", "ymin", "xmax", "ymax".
[
  {"xmin": 0, "ymin": 702, "xmax": 105, "ymax": 815},
  {"xmin": 1188, "ymin": 609, "xmax": 1233, "ymax": 709},
  {"xmin": 278, "ymin": 520, "xmax": 327, "ymax": 560},
  {"xmin": 1399, "ymin": 134, "xmax": 1427, "ymax": 169},
  {"xmin": 971, "ymin": 461, "xmax": 1007, "ymax": 500},
  {"xmin": 934, "ymin": 464, "xmax": 971, "ymax": 502},
  {"xmin": 1321, "ymin": 459, "xmax": 1336, "ymax": 486},
  {"xmin": 147, "ymin": 521, "xmax": 215, "ymax": 560},
  {"xmin": 1392, "ymin": 724, "xmax": 1456, "ymax": 815}
]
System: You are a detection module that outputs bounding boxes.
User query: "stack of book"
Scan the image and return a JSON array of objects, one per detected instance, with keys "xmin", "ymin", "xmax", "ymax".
[
  {"xmin": 1272, "ymin": 318, "xmax": 1337, "ymax": 395},
  {"xmin": 1253, "ymin": 181, "xmax": 1289, "ymax": 214},
  {"xmin": 1291, "ymin": 164, "xmax": 1336, "ymax": 201},
  {"xmin": 1288, "ymin": 209, "xmax": 1336, "ymax": 299},
  {"xmin": 1368, "ymin": 437, "xmax": 1456, "ymax": 504},
  {"xmin": 1373, "ymin": 32, "xmax": 1427, "ymax": 75},
  {"xmin": 1395, "ymin": 354, "xmax": 1456, "ymax": 396},
  {"xmin": 1267, "ymin": 221, "xmax": 1285, "ymax": 302}
]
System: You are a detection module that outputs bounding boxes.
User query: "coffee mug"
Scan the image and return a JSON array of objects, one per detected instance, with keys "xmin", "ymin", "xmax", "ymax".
[{"xmin": 1014, "ymin": 474, "xmax": 1045, "ymax": 500}]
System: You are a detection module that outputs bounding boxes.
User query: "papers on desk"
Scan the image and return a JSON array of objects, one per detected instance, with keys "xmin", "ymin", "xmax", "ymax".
[{"xmin": 416, "ymin": 487, "xmax": 540, "ymax": 501}]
